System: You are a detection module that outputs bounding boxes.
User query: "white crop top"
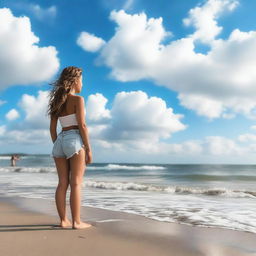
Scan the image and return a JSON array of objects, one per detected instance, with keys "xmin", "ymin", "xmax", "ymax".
[{"xmin": 59, "ymin": 113, "xmax": 78, "ymax": 128}]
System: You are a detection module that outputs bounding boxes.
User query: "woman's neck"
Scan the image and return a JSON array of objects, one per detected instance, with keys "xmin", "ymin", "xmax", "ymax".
[{"xmin": 68, "ymin": 90, "xmax": 76, "ymax": 95}]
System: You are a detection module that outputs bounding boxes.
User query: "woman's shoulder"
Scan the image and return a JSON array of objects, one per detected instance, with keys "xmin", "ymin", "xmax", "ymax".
[
  {"xmin": 73, "ymin": 95, "xmax": 84, "ymax": 103},
  {"xmin": 68, "ymin": 94, "xmax": 84, "ymax": 101},
  {"xmin": 69, "ymin": 95, "xmax": 85, "ymax": 108}
]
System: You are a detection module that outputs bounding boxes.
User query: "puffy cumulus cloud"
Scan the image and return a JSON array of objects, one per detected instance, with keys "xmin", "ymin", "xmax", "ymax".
[
  {"xmin": 183, "ymin": 0, "xmax": 238, "ymax": 44},
  {"xmin": 6, "ymin": 109, "xmax": 19, "ymax": 121},
  {"xmin": 77, "ymin": 32, "xmax": 106, "ymax": 52},
  {"xmin": 18, "ymin": 90, "xmax": 50, "ymax": 129},
  {"xmin": 0, "ymin": 8, "xmax": 59, "ymax": 90},
  {"xmin": 86, "ymin": 90, "xmax": 187, "ymax": 152},
  {"xmin": 81, "ymin": 2, "xmax": 256, "ymax": 119},
  {"xmin": 107, "ymin": 91, "xmax": 186, "ymax": 139},
  {"xmin": 86, "ymin": 93, "xmax": 111, "ymax": 123},
  {"xmin": 96, "ymin": 10, "xmax": 171, "ymax": 81},
  {"xmin": 158, "ymin": 29, "xmax": 256, "ymax": 119},
  {"xmin": 0, "ymin": 90, "xmax": 55, "ymax": 147}
]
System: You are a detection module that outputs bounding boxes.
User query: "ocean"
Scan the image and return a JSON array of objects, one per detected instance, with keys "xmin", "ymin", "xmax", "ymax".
[{"xmin": 0, "ymin": 154, "xmax": 255, "ymax": 233}]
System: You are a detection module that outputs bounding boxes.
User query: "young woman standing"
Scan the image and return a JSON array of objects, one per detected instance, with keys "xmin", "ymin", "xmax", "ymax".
[{"xmin": 47, "ymin": 66, "xmax": 93, "ymax": 229}]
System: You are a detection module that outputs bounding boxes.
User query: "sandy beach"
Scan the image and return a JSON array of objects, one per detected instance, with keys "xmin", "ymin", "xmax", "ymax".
[{"xmin": 0, "ymin": 196, "xmax": 256, "ymax": 256}]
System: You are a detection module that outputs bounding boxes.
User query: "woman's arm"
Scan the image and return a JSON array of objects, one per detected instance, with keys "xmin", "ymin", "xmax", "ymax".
[
  {"xmin": 76, "ymin": 96, "xmax": 92, "ymax": 152},
  {"xmin": 50, "ymin": 115, "xmax": 58, "ymax": 143}
]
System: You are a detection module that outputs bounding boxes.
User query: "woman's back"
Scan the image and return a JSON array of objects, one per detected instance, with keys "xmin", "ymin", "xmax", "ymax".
[
  {"xmin": 58, "ymin": 94, "xmax": 80, "ymax": 129},
  {"xmin": 59, "ymin": 94, "xmax": 77, "ymax": 117}
]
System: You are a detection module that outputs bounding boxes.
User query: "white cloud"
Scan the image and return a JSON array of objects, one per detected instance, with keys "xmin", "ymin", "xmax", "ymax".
[
  {"xmin": 6, "ymin": 109, "xmax": 19, "ymax": 121},
  {"xmin": 0, "ymin": 8, "xmax": 59, "ymax": 90},
  {"xmin": 86, "ymin": 90, "xmax": 187, "ymax": 153},
  {"xmin": 178, "ymin": 94, "xmax": 224, "ymax": 119},
  {"xmin": 160, "ymin": 140, "xmax": 203, "ymax": 155},
  {"xmin": 183, "ymin": 0, "xmax": 239, "ymax": 44},
  {"xmin": 29, "ymin": 4, "xmax": 57, "ymax": 21},
  {"xmin": 81, "ymin": 2, "xmax": 256, "ymax": 120},
  {"xmin": 18, "ymin": 90, "xmax": 50, "ymax": 129},
  {"xmin": 134, "ymin": 135, "xmax": 244, "ymax": 157},
  {"xmin": 0, "ymin": 128, "xmax": 50, "ymax": 145},
  {"xmin": 154, "ymin": 135, "xmax": 248, "ymax": 157},
  {"xmin": 0, "ymin": 90, "xmax": 53, "ymax": 147},
  {"xmin": 204, "ymin": 136, "xmax": 244, "ymax": 155},
  {"xmin": 238, "ymin": 133, "xmax": 256, "ymax": 143},
  {"xmin": 77, "ymin": 32, "xmax": 106, "ymax": 53},
  {"xmin": 86, "ymin": 93, "xmax": 111, "ymax": 122},
  {"xmin": 108, "ymin": 90, "xmax": 186, "ymax": 138},
  {"xmin": 97, "ymin": 10, "xmax": 170, "ymax": 81}
]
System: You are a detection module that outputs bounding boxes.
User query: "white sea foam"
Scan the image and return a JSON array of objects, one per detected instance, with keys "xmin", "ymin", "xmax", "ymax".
[
  {"xmin": 0, "ymin": 167, "xmax": 56, "ymax": 173},
  {"xmin": 0, "ymin": 164, "xmax": 166, "ymax": 173},
  {"xmin": 0, "ymin": 156, "xmax": 12, "ymax": 160},
  {"xmin": 83, "ymin": 180, "xmax": 256, "ymax": 198},
  {"xmin": 89, "ymin": 164, "xmax": 167, "ymax": 170}
]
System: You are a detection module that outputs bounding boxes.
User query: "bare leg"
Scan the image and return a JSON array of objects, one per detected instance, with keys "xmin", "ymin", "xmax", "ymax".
[
  {"xmin": 54, "ymin": 157, "xmax": 72, "ymax": 228},
  {"xmin": 69, "ymin": 148, "xmax": 91, "ymax": 229}
]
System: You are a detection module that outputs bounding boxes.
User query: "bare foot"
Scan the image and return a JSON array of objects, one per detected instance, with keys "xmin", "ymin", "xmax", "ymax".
[
  {"xmin": 60, "ymin": 219, "xmax": 72, "ymax": 228},
  {"xmin": 72, "ymin": 221, "xmax": 92, "ymax": 230}
]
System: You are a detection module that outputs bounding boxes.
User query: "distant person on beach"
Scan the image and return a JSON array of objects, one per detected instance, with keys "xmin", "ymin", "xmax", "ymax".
[
  {"xmin": 10, "ymin": 155, "xmax": 20, "ymax": 166},
  {"xmin": 47, "ymin": 66, "xmax": 93, "ymax": 230}
]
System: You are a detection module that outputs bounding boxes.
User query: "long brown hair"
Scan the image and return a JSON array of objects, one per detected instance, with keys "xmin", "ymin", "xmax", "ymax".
[{"xmin": 47, "ymin": 66, "xmax": 82, "ymax": 118}]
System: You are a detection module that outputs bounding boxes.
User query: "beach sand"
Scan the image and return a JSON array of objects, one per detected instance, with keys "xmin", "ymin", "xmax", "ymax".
[{"xmin": 0, "ymin": 196, "xmax": 256, "ymax": 256}]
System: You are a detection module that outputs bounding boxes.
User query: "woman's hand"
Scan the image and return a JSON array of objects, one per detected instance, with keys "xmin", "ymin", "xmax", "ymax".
[{"xmin": 85, "ymin": 149, "xmax": 93, "ymax": 165}]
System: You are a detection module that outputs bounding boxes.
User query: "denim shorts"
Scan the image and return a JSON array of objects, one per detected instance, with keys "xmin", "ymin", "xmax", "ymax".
[{"xmin": 51, "ymin": 129, "xmax": 84, "ymax": 159}]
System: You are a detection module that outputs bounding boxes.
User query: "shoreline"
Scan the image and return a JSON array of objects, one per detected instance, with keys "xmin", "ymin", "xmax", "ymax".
[{"xmin": 0, "ymin": 195, "xmax": 256, "ymax": 256}]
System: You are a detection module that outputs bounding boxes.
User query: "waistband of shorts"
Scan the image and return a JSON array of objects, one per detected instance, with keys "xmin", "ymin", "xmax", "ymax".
[{"xmin": 59, "ymin": 129, "xmax": 80, "ymax": 135}]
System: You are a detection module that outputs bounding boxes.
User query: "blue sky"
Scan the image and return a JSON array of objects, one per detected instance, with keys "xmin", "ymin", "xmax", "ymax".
[{"xmin": 1, "ymin": 0, "xmax": 256, "ymax": 163}]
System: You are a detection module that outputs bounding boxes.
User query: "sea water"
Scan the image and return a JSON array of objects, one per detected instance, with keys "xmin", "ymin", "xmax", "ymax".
[{"xmin": 0, "ymin": 155, "xmax": 255, "ymax": 233}]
